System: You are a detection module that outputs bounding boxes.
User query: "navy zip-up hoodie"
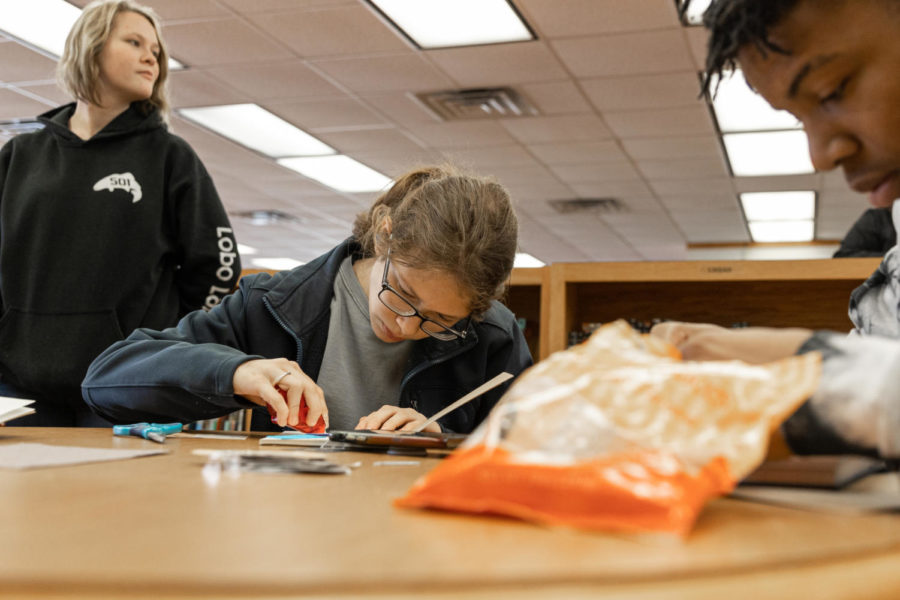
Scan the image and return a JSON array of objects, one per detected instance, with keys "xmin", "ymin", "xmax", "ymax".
[
  {"xmin": 0, "ymin": 102, "xmax": 240, "ymax": 402},
  {"xmin": 82, "ymin": 239, "xmax": 533, "ymax": 432}
]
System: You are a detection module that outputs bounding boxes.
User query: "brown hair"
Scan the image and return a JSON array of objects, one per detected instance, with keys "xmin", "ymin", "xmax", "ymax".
[
  {"xmin": 57, "ymin": 0, "xmax": 170, "ymax": 121},
  {"xmin": 352, "ymin": 164, "xmax": 519, "ymax": 318}
]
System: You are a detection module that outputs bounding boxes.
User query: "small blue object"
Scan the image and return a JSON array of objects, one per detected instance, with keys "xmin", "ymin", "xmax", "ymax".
[{"xmin": 113, "ymin": 422, "xmax": 183, "ymax": 444}]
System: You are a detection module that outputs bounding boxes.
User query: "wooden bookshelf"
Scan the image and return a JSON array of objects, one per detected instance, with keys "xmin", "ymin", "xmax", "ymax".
[
  {"xmin": 503, "ymin": 268, "xmax": 545, "ymax": 361},
  {"xmin": 535, "ymin": 258, "xmax": 881, "ymax": 358}
]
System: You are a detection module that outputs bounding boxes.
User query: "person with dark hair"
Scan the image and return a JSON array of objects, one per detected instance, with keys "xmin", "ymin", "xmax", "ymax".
[
  {"xmin": 0, "ymin": 0, "xmax": 239, "ymax": 426},
  {"xmin": 833, "ymin": 207, "xmax": 895, "ymax": 257},
  {"xmin": 82, "ymin": 165, "xmax": 532, "ymax": 433},
  {"xmin": 654, "ymin": 0, "xmax": 900, "ymax": 459}
]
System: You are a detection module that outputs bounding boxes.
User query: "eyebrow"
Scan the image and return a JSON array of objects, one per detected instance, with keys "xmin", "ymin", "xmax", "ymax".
[
  {"xmin": 392, "ymin": 270, "xmax": 466, "ymax": 322},
  {"xmin": 788, "ymin": 54, "xmax": 839, "ymax": 98}
]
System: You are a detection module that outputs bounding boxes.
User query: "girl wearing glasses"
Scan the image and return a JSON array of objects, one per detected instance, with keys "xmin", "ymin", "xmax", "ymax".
[{"xmin": 83, "ymin": 164, "xmax": 533, "ymax": 433}]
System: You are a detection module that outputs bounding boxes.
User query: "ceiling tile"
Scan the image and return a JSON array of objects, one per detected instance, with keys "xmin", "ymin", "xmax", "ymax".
[
  {"xmin": 311, "ymin": 54, "xmax": 453, "ymax": 93},
  {"xmin": 569, "ymin": 180, "xmax": 654, "ymax": 199},
  {"xmin": 622, "ymin": 135, "xmax": 721, "ymax": 160},
  {"xmin": 0, "ymin": 43, "xmax": 57, "ymax": 84},
  {"xmin": 649, "ymin": 178, "xmax": 734, "ymax": 196},
  {"xmin": 313, "ymin": 127, "xmax": 423, "ymax": 154},
  {"xmin": 427, "ymin": 42, "xmax": 568, "ymax": 87},
  {"xmin": 441, "ymin": 145, "xmax": 538, "ymax": 169},
  {"xmin": 582, "ymin": 72, "xmax": 702, "ymax": 111},
  {"xmin": 128, "ymin": 0, "xmax": 230, "ymax": 21},
  {"xmin": 604, "ymin": 106, "xmax": 715, "ymax": 138},
  {"xmin": 500, "ymin": 114, "xmax": 611, "ymax": 144},
  {"xmin": 249, "ymin": 5, "xmax": 409, "ymax": 58},
  {"xmin": 163, "ymin": 18, "xmax": 293, "ymax": 66},
  {"xmin": 549, "ymin": 161, "xmax": 642, "ymax": 183},
  {"xmin": 14, "ymin": 82, "xmax": 71, "ymax": 106},
  {"xmin": 638, "ymin": 157, "xmax": 729, "ymax": 180},
  {"xmin": 407, "ymin": 120, "xmax": 518, "ymax": 149},
  {"xmin": 267, "ymin": 97, "xmax": 386, "ymax": 130},
  {"xmin": 527, "ymin": 140, "xmax": 626, "ymax": 164},
  {"xmin": 517, "ymin": 0, "xmax": 679, "ymax": 37},
  {"xmin": 684, "ymin": 25, "xmax": 710, "ymax": 72},
  {"xmin": 356, "ymin": 92, "xmax": 442, "ymax": 125},
  {"xmin": 552, "ymin": 30, "xmax": 694, "ymax": 78},
  {"xmin": 0, "ymin": 88, "xmax": 55, "ymax": 120},
  {"xmin": 658, "ymin": 194, "xmax": 738, "ymax": 211},
  {"xmin": 168, "ymin": 69, "xmax": 249, "ymax": 108},
  {"xmin": 218, "ymin": 0, "xmax": 358, "ymax": 13},
  {"xmin": 347, "ymin": 149, "xmax": 447, "ymax": 178},
  {"xmin": 207, "ymin": 61, "xmax": 343, "ymax": 101},
  {"xmin": 519, "ymin": 80, "xmax": 592, "ymax": 115}
]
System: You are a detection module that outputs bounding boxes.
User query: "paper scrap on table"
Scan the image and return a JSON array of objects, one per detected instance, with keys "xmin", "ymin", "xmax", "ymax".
[{"xmin": 0, "ymin": 443, "xmax": 166, "ymax": 470}]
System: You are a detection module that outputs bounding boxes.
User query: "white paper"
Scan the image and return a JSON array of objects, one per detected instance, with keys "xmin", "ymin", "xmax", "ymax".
[{"xmin": 0, "ymin": 443, "xmax": 166, "ymax": 469}]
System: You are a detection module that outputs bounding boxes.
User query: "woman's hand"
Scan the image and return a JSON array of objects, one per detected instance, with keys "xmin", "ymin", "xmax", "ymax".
[
  {"xmin": 650, "ymin": 321, "xmax": 813, "ymax": 364},
  {"xmin": 232, "ymin": 358, "xmax": 328, "ymax": 429},
  {"xmin": 356, "ymin": 405, "xmax": 441, "ymax": 433}
]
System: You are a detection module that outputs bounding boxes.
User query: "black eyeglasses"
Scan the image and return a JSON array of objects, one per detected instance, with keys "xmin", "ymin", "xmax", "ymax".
[{"xmin": 378, "ymin": 250, "xmax": 469, "ymax": 341}]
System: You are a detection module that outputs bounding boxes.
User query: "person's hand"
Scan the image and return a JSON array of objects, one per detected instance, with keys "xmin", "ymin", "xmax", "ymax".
[
  {"xmin": 232, "ymin": 358, "xmax": 328, "ymax": 429},
  {"xmin": 356, "ymin": 405, "xmax": 441, "ymax": 433},
  {"xmin": 650, "ymin": 321, "xmax": 813, "ymax": 364}
]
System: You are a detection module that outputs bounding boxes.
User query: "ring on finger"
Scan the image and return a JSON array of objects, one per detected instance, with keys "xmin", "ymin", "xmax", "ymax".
[{"xmin": 272, "ymin": 370, "xmax": 291, "ymax": 387}]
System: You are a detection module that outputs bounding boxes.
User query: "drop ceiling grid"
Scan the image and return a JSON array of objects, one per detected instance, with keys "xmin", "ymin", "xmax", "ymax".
[{"xmin": 0, "ymin": 0, "xmax": 861, "ymax": 262}]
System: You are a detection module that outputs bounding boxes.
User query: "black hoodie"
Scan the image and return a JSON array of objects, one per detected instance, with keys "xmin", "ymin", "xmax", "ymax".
[{"xmin": 0, "ymin": 102, "xmax": 240, "ymax": 403}]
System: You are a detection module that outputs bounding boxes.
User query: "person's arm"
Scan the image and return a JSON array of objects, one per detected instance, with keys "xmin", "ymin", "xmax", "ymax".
[
  {"xmin": 784, "ymin": 332, "xmax": 900, "ymax": 458},
  {"xmin": 82, "ymin": 281, "xmax": 258, "ymax": 424},
  {"xmin": 649, "ymin": 321, "xmax": 812, "ymax": 363},
  {"xmin": 167, "ymin": 141, "xmax": 241, "ymax": 315}
]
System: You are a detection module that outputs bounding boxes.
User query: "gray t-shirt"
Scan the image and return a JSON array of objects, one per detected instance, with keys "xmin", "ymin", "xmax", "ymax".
[{"xmin": 316, "ymin": 256, "xmax": 413, "ymax": 430}]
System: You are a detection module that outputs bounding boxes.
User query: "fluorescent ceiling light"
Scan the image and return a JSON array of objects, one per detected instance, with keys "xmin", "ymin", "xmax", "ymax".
[
  {"xmin": 712, "ymin": 71, "xmax": 802, "ymax": 132},
  {"xmin": 748, "ymin": 220, "xmax": 814, "ymax": 243},
  {"xmin": 514, "ymin": 252, "xmax": 545, "ymax": 268},
  {"xmin": 0, "ymin": 0, "xmax": 184, "ymax": 69},
  {"xmin": 741, "ymin": 191, "xmax": 815, "ymax": 221},
  {"xmin": 180, "ymin": 104, "xmax": 334, "ymax": 158},
  {"xmin": 251, "ymin": 257, "xmax": 304, "ymax": 271},
  {"xmin": 366, "ymin": 0, "xmax": 534, "ymax": 49},
  {"xmin": 278, "ymin": 155, "xmax": 392, "ymax": 193},
  {"xmin": 722, "ymin": 130, "xmax": 814, "ymax": 176},
  {"xmin": 237, "ymin": 244, "xmax": 257, "ymax": 255},
  {"xmin": 680, "ymin": 0, "xmax": 712, "ymax": 25}
]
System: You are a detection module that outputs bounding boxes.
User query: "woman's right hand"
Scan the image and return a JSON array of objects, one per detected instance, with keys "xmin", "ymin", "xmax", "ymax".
[{"xmin": 232, "ymin": 358, "xmax": 328, "ymax": 429}]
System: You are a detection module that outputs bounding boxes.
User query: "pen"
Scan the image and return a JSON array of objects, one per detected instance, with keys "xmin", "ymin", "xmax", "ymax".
[{"xmin": 113, "ymin": 422, "xmax": 182, "ymax": 444}]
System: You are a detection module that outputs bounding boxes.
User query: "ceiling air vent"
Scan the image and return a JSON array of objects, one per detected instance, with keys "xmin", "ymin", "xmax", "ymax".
[
  {"xmin": 230, "ymin": 210, "xmax": 302, "ymax": 226},
  {"xmin": 415, "ymin": 87, "xmax": 538, "ymax": 121},
  {"xmin": 549, "ymin": 198, "xmax": 626, "ymax": 214}
]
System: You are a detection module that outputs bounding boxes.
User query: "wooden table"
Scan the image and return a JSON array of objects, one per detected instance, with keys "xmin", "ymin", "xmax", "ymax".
[{"xmin": 2, "ymin": 427, "xmax": 899, "ymax": 599}]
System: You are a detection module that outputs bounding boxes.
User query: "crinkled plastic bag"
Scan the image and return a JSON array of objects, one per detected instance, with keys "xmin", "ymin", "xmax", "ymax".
[{"xmin": 396, "ymin": 320, "xmax": 821, "ymax": 536}]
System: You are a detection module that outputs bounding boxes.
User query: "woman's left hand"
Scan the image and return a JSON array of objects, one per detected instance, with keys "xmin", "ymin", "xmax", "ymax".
[{"xmin": 356, "ymin": 405, "xmax": 441, "ymax": 433}]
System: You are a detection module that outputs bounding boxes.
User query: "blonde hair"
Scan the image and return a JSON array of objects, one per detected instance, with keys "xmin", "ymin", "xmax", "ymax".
[
  {"xmin": 352, "ymin": 165, "xmax": 519, "ymax": 318},
  {"xmin": 57, "ymin": 0, "xmax": 170, "ymax": 121}
]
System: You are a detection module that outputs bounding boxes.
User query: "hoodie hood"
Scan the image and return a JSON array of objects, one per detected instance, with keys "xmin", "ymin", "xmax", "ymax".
[{"xmin": 37, "ymin": 102, "xmax": 165, "ymax": 145}]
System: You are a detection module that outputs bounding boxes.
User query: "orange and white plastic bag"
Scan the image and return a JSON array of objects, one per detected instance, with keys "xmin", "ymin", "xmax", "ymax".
[{"xmin": 396, "ymin": 320, "xmax": 821, "ymax": 536}]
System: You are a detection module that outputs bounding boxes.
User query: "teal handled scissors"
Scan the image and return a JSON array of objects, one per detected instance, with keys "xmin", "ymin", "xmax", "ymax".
[{"xmin": 112, "ymin": 422, "xmax": 183, "ymax": 444}]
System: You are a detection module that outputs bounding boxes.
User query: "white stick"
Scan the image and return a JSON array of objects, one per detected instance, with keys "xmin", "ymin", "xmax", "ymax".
[{"xmin": 411, "ymin": 372, "xmax": 514, "ymax": 433}]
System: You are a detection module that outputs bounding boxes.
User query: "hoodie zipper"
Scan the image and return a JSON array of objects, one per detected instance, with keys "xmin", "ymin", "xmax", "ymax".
[
  {"xmin": 399, "ymin": 338, "xmax": 475, "ymax": 409},
  {"xmin": 263, "ymin": 296, "xmax": 304, "ymax": 365}
]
